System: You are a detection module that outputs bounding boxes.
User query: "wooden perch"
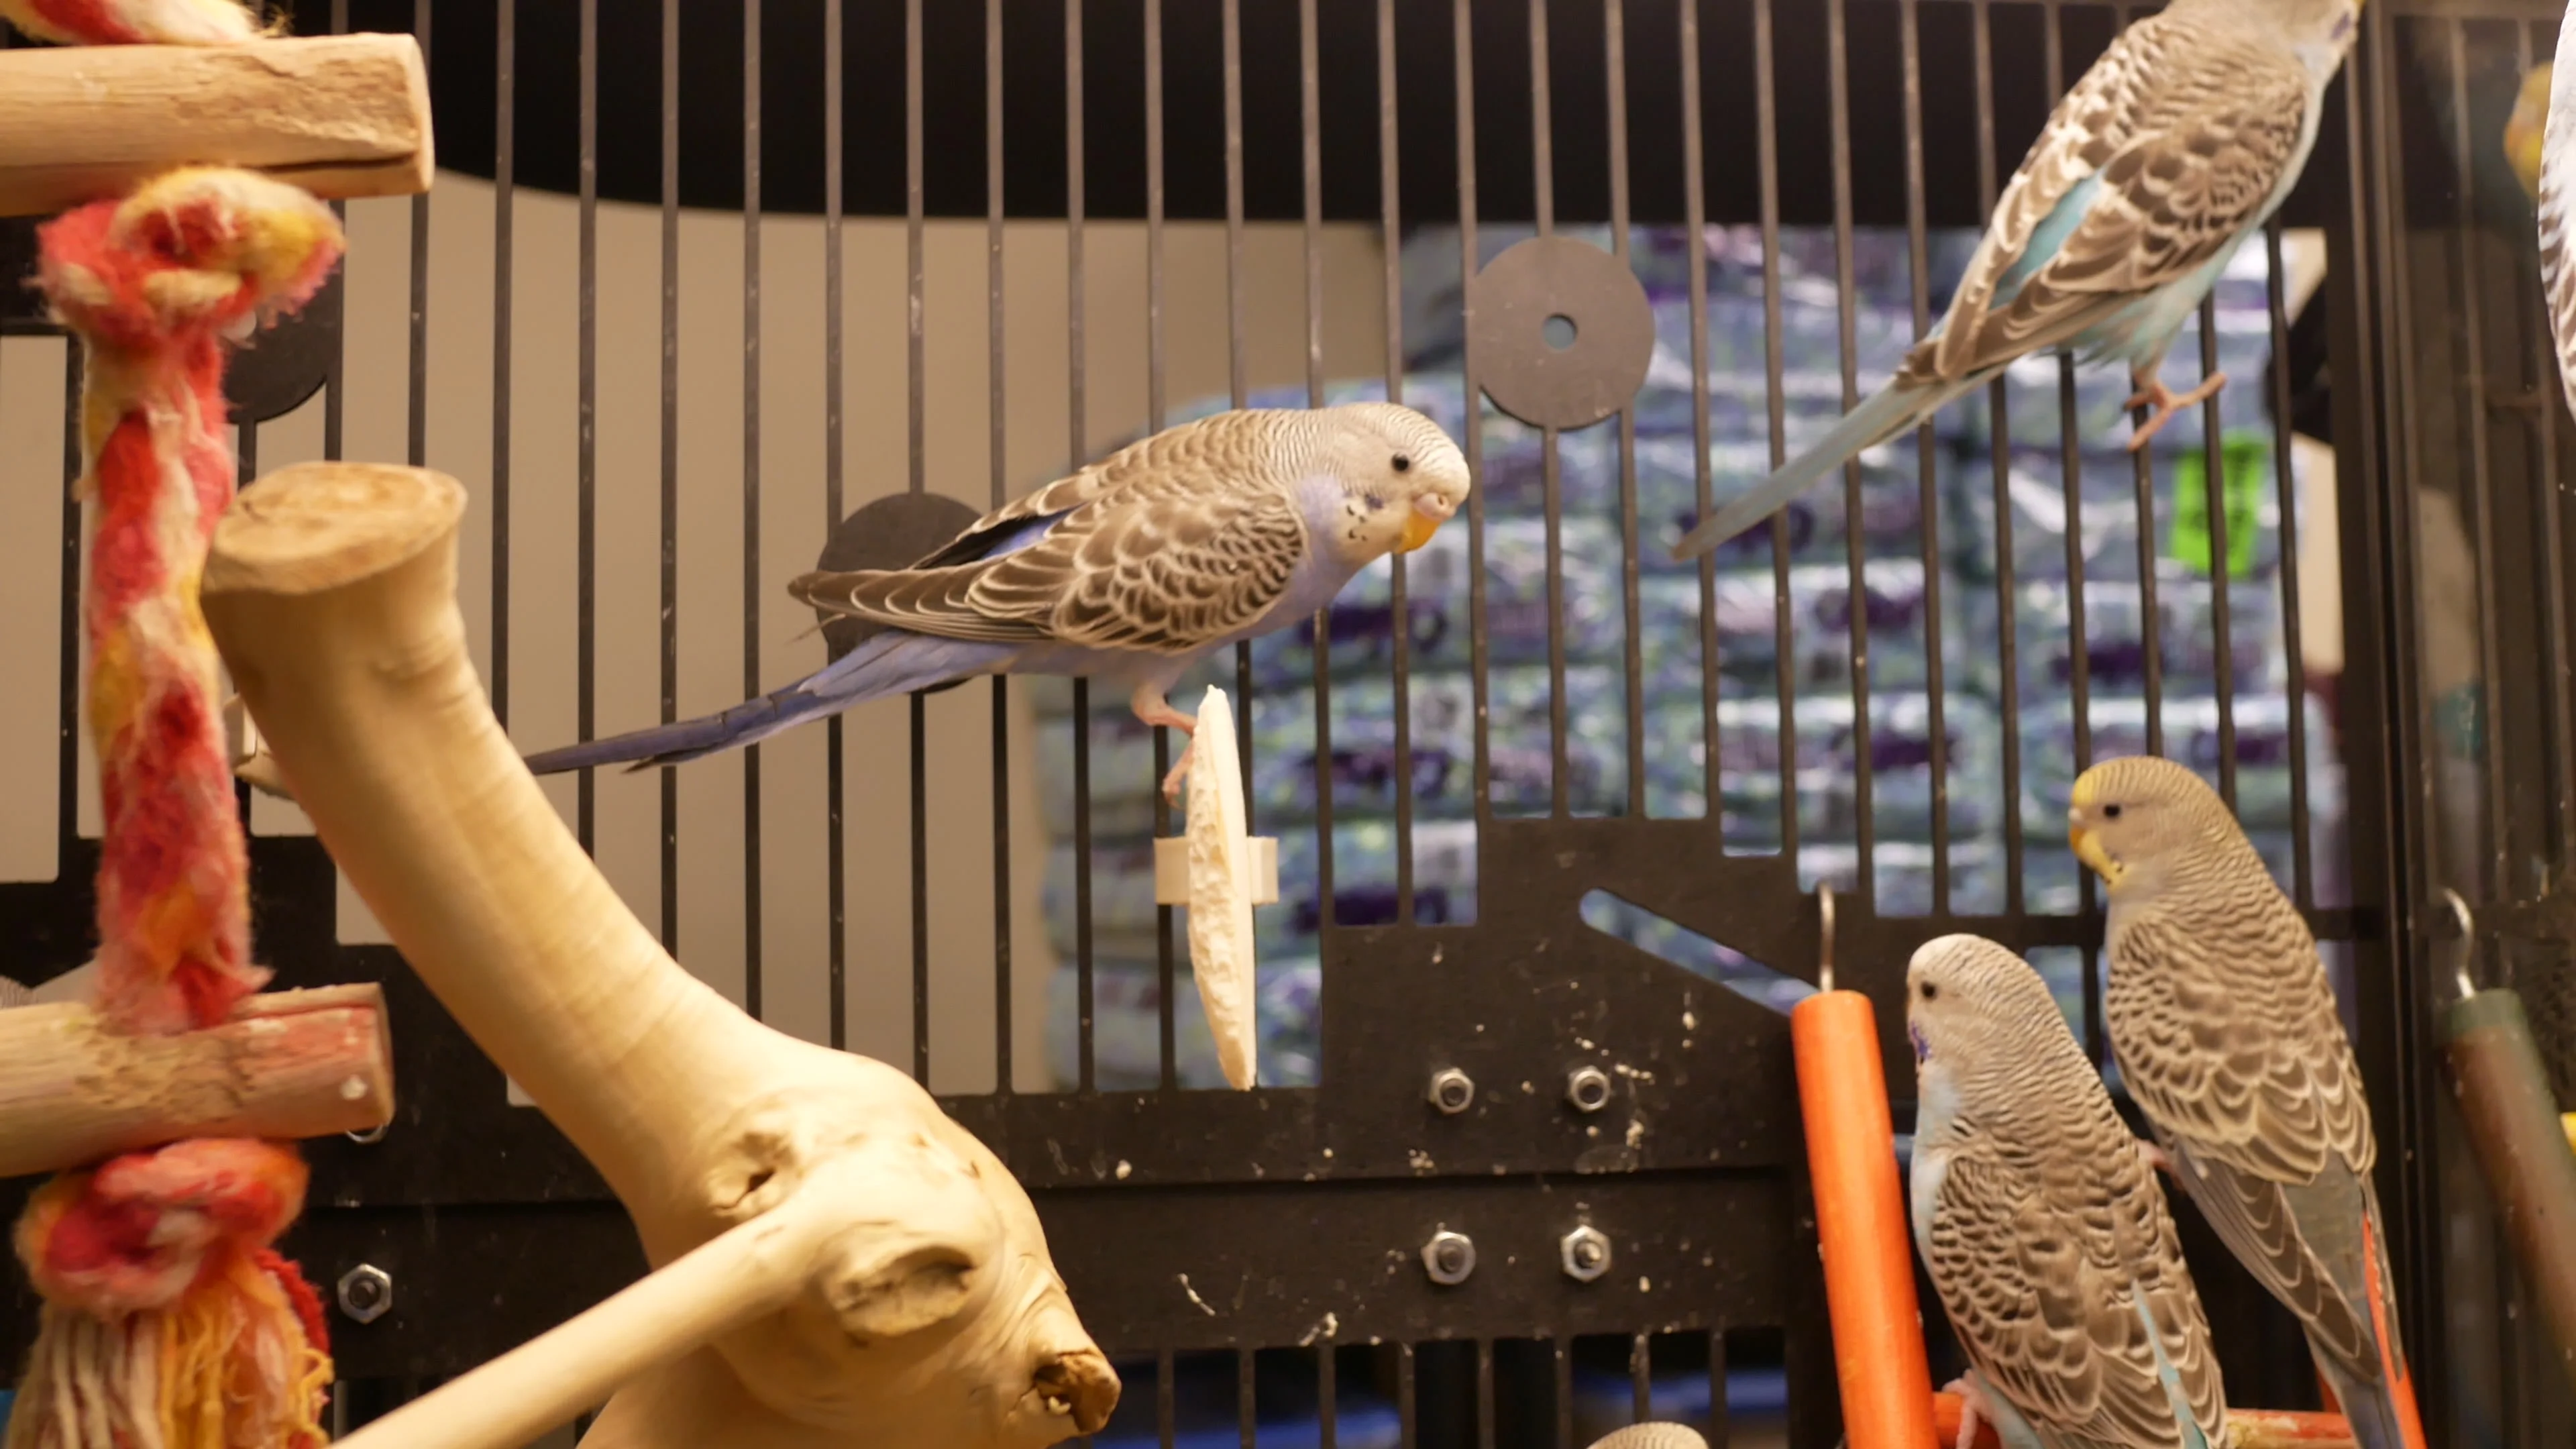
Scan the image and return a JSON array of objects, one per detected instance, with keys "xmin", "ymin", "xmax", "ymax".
[
  {"xmin": 0, "ymin": 983, "xmax": 392, "ymax": 1177},
  {"xmin": 202, "ymin": 462, "xmax": 1116, "ymax": 1449},
  {"xmin": 0, "ymin": 34, "xmax": 434, "ymax": 219}
]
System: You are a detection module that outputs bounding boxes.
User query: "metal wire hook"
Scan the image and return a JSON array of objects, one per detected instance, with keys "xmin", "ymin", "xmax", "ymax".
[
  {"xmin": 1817, "ymin": 883, "xmax": 1837, "ymax": 996},
  {"xmin": 2435, "ymin": 888, "xmax": 2477, "ymax": 1004}
]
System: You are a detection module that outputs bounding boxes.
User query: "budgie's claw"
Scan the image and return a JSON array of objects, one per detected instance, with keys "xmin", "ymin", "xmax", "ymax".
[
  {"xmin": 1132, "ymin": 684, "xmax": 1199, "ymax": 805},
  {"xmin": 2135, "ymin": 1139, "xmax": 2176, "ymax": 1178},
  {"xmin": 2123, "ymin": 372, "xmax": 2229, "ymax": 452},
  {"xmin": 1943, "ymin": 1375, "xmax": 1991, "ymax": 1449},
  {"xmin": 1161, "ymin": 744, "xmax": 1194, "ymax": 804}
]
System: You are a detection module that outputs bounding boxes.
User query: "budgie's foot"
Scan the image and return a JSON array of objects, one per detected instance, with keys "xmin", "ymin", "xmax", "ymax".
[
  {"xmin": 1943, "ymin": 1374, "xmax": 1994, "ymax": 1449},
  {"xmin": 2123, "ymin": 372, "xmax": 2229, "ymax": 452},
  {"xmin": 2135, "ymin": 1139, "xmax": 2176, "ymax": 1178},
  {"xmin": 1131, "ymin": 684, "xmax": 1199, "ymax": 804}
]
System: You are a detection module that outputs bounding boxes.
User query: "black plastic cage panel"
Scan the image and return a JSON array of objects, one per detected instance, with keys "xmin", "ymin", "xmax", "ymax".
[{"xmin": 0, "ymin": 0, "xmax": 2563, "ymax": 1446}]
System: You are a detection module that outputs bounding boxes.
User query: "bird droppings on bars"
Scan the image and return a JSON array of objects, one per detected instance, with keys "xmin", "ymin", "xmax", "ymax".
[
  {"xmin": 1177, "ymin": 1275, "xmax": 1216, "ymax": 1318},
  {"xmin": 1682, "ymin": 1010, "xmax": 1699, "ymax": 1031},
  {"xmin": 1322, "ymin": 1147, "xmax": 1334, "ymax": 1159},
  {"xmin": 1297, "ymin": 1313, "xmax": 1340, "ymax": 1347},
  {"xmin": 1114, "ymin": 1160, "xmax": 1131, "ymax": 1181},
  {"xmin": 1640, "ymin": 1277, "xmax": 1652, "ymax": 1293},
  {"xmin": 1408, "ymin": 1149, "xmax": 1435, "ymax": 1174}
]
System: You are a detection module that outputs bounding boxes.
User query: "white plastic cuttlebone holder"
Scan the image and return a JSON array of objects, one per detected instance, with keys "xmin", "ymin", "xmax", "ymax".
[{"xmin": 1150, "ymin": 686, "xmax": 1277, "ymax": 1091}]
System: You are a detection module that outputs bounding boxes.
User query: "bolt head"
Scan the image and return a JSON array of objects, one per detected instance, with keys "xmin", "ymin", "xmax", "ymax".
[
  {"xmin": 1422, "ymin": 1230, "xmax": 1477, "ymax": 1286},
  {"xmin": 1565, "ymin": 1065, "xmax": 1612, "ymax": 1113},
  {"xmin": 1560, "ymin": 1226, "xmax": 1612, "ymax": 1283},
  {"xmin": 1427, "ymin": 1068, "xmax": 1476, "ymax": 1115},
  {"xmin": 336, "ymin": 1263, "xmax": 393, "ymax": 1324}
]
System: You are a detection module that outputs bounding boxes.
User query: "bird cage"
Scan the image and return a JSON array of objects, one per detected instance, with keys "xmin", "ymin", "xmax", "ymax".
[{"xmin": 0, "ymin": 0, "xmax": 2565, "ymax": 1446}]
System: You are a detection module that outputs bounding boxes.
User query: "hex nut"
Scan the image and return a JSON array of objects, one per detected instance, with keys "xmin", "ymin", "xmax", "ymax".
[
  {"xmin": 1560, "ymin": 1225, "xmax": 1611, "ymax": 1283},
  {"xmin": 1422, "ymin": 1230, "xmax": 1477, "ymax": 1286},
  {"xmin": 336, "ymin": 1263, "xmax": 393, "ymax": 1324},
  {"xmin": 1427, "ymin": 1067, "xmax": 1476, "ymax": 1115},
  {"xmin": 1565, "ymin": 1065, "xmax": 1613, "ymax": 1114}
]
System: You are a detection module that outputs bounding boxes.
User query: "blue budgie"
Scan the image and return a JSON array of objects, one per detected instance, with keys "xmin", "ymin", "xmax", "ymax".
[
  {"xmin": 523, "ymin": 403, "xmax": 1469, "ymax": 799},
  {"xmin": 1907, "ymin": 933, "xmax": 2229, "ymax": 1449},
  {"xmin": 2072, "ymin": 757, "xmax": 2426, "ymax": 1449},
  {"xmin": 1672, "ymin": 0, "xmax": 2362, "ymax": 562}
]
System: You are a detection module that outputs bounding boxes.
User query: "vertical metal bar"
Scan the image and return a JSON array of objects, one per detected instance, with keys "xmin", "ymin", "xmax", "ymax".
[
  {"xmin": 1706, "ymin": 1330, "xmax": 1728, "ymax": 1448},
  {"xmin": 411, "ymin": 0, "xmax": 433, "ymax": 478},
  {"xmin": 1755, "ymin": 0, "xmax": 1795, "ymax": 859},
  {"xmin": 2197, "ymin": 294, "xmax": 2238, "ymax": 810},
  {"xmin": 1224, "ymin": 0, "xmax": 1254, "ymax": 798},
  {"xmin": 2445, "ymin": 19, "xmax": 2502, "ymax": 885},
  {"xmin": 824, "ymin": 0, "xmax": 847, "ymax": 1049},
  {"xmin": 1607, "ymin": 0, "xmax": 1644, "ymax": 820},
  {"xmin": 2525, "ymin": 19, "xmax": 2576, "ymax": 859},
  {"xmin": 1303, "ymin": 0, "xmax": 1334, "ymax": 947},
  {"xmin": 1379, "ymin": 0, "xmax": 1417, "ymax": 922},
  {"xmin": 325, "ymin": 0, "xmax": 350, "ymax": 466},
  {"xmin": 576, "ymin": 0, "xmax": 598, "ymax": 857},
  {"xmin": 1530, "ymin": 0, "xmax": 1569, "ymax": 818},
  {"xmin": 2265, "ymin": 221, "xmax": 2314, "ymax": 908},
  {"xmin": 1477, "ymin": 1339, "xmax": 1496, "ymax": 1449},
  {"xmin": 1456, "ymin": 0, "xmax": 1491, "ymax": 816},
  {"xmin": 1318, "ymin": 1335, "xmax": 1337, "ymax": 1449},
  {"xmin": 659, "ymin": 0, "xmax": 681, "ymax": 951},
  {"xmin": 2118, "ymin": 5, "xmax": 2164, "ymax": 764},
  {"xmin": 742, "ymin": 0, "xmax": 765, "ymax": 1023},
  {"xmin": 1069, "ymin": 0, "xmax": 1096, "ymax": 1092},
  {"xmin": 1238, "ymin": 1348, "xmax": 1257, "ymax": 1449},
  {"xmin": 2045, "ymin": 3, "xmax": 2103, "ymax": 1066},
  {"xmin": 1973, "ymin": 0, "xmax": 2021, "ymax": 916},
  {"xmin": 1630, "ymin": 1332, "xmax": 1652, "ymax": 1422},
  {"xmin": 1827, "ymin": 0, "xmax": 1873, "ymax": 886},
  {"xmin": 1680, "ymin": 0, "xmax": 1717, "ymax": 824},
  {"xmin": 1554, "ymin": 1338, "xmax": 1575, "ymax": 1449},
  {"xmin": 1147, "ymin": 0, "xmax": 1179, "ymax": 1089},
  {"xmin": 906, "ymin": 0, "xmax": 932, "ymax": 1082},
  {"xmin": 1397, "ymin": 1343, "xmax": 1417, "ymax": 1449},
  {"xmin": 987, "ymin": 0, "xmax": 1014, "ymax": 1093},
  {"xmin": 492, "ymin": 0, "xmax": 515, "ymax": 732},
  {"xmin": 1158, "ymin": 1346, "xmax": 1177, "ymax": 1449},
  {"xmin": 1898, "ymin": 0, "xmax": 1946, "ymax": 907}
]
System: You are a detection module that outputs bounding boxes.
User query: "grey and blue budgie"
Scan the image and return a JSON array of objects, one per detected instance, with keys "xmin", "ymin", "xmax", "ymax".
[
  {"xmin": 2536, "ymin": 1, "xmax": 2576, "ymax": 427},
  {"xmin": 1672, "ymin": 0, "xmax": 2361, "ymax": 562},
  {"xmin": 1906, "ymin": 933, "xmax": 2229, "ymax": 1449},
  {"xmin": 2070, "ymin": 757, "xmax": 2427, "ymax": 1449},
  {"xmin": 523, "ymin": 404, "xmax": 1470, "ymax": 798}
]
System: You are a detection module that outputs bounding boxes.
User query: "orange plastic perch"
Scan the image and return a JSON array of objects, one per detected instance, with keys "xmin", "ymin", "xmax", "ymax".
[
  {"xmin": 1932, "ymin": 1393, "xmax": 2357, "ymax": 1449},
  {"xmin": 1790, "ymin": 888, "xmax": 1939, "ymax": 1449}
]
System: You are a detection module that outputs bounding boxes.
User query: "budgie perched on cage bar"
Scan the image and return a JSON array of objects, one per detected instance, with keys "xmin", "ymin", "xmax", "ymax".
[
  {"xmin": 1672, "ymin": 0, "xmax": 2363, "ymax": 563},
  {"xmin": 521, "ymin": 402, "xmax": 1468, "ymax": 802},
  {"xmin": 2070, "ymin": 755, "xmax": 2429, "ymax": 1449},
  {"xmin": 1906, "ymin": 933, "xmax": 2229, "ymax": 1449}
]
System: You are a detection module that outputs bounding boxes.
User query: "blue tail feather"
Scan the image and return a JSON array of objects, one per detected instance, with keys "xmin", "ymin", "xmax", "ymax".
[
  {"xmin": 2316, "ymin": 1350, "xmax": 2408, "ymax": 1449},
  {"xmin": 1668, "ymin": 378, "xmax": 1959, "ymax": 562},
  {"xmin": 522, "ymin": 630, "xmax": 1018, "ymax": 775}
]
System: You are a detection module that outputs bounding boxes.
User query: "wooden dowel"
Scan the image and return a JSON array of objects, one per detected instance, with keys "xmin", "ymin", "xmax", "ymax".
[
  {"xmin": 0, "ymin": 34, "xmax": 434, "ymax": 219},
  {"xmin": 1933, "ymin": 1393, "xmax": 2355, "ymax": 1449},
  {"xmin": 2443, "ymin": 987, "xmax": 2576, "ymax": 1388},
  {"xmin": 0, "ymin": 983, "xmax": 392, "ymax": 1176}
]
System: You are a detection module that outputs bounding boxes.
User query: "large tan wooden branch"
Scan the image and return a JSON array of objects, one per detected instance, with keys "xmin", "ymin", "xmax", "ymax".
[
  {"xmin": 201, "ymin": 463, "xmax": 1116, "ymax": 1449},
  {"xmin": 0, "ymin": 35, "xmax": 434, "ymax": 217}
]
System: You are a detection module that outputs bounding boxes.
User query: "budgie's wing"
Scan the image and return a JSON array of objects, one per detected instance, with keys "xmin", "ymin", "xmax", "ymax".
[
  {"xmin": 2538, "ymin": 5, "xmax": 2576, "ymax": 425},
  {"xmin": 2110, "ymin": 905, "xmax": 2382, "ymax": 1382},
  {"xmin": 1925, "ymin": 1150, "xmax": 2205, "ymax": 1449},
  {"xmin": 793, "ymin": 470, "xmax": 1311, "ymax": 656},
  {"xmin": 903, "ymin": 411, "xmax": 1278, "ymax": 571},
  {"xmin": 1907, "ymin": 19, "xmax": 2312, "ymax": 387}
]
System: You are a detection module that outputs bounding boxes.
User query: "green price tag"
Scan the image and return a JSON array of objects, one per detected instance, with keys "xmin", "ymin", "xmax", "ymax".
[{"xmin": 2169, "ymin": 432, "xmax": 2269, "ymax": 581}]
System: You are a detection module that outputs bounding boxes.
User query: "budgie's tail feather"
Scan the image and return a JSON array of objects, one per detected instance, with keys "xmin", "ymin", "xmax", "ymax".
[
  {"xmin": 2313, "ymin": 1218, "xmax": 2429, "ymax": 1449},
  {"xmin": 521, "ymin": 631, "xmax": 1015, "ymax": 775},
  {"xmin": 1669, "ymin": 376, "xmax": 1965, "ymax": 562}
]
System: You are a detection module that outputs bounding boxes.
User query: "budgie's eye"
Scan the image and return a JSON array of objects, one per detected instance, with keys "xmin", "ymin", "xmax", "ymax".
[
  {"xmin": 2103, "ymin": 804, "xmax": 2124, "ymax": 820},
  {"xmin": 1919, "ymin": 981, "xmax": 1939, "ymax": 1001},
  {"xmin": 1391, "ymin": 454, "xmax": 1412, "ymax": 473}
]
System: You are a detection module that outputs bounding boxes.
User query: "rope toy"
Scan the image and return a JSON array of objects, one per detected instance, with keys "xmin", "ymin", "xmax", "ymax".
[
  {"xmin": 0, "ymin": 0, "xmax": 266, "ymax": 46},
  {"xmin": 9, "ymin": 165, "xmax": 343, "ymax": 1449}
]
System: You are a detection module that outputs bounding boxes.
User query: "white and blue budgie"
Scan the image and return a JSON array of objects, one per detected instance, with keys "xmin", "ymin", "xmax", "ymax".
[
  {"xmin": 1907, "ymin": 934, "xmax": 2229, "ymax": 1449},
  {"xmin": 523, "ymin": 404, "xmax": 1468, "ymax": 799},
  {"xmin": 1672, "ymin": 0, "xmax": 2361, "ymax": 562},
  {"xmin": 2536, "ymin": 1, "xmax": 2576, "ymax": 427},
  {"xmin": 2070, "ymin": 756, "xmax": 2426, "ymax": 1449}
]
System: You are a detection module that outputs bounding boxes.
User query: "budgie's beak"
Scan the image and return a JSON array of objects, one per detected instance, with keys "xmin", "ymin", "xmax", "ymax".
[
  {"xmin": 2508, "ymin": 64, "xmax": 2553, "ymax": 203},
  {"xmin": 2067, "ymin": 810, "xmax": 2123, "ymax": 888},
  {"xmin": 1399, "ymin": 496, "xmax": 1453, "ymax": 553}
]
